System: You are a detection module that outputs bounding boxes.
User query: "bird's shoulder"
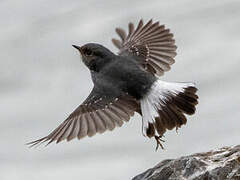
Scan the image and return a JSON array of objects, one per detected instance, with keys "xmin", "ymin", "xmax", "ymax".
[{"xmin": 104, "ymin": 55, "xmax": 142, "ymax": 74}]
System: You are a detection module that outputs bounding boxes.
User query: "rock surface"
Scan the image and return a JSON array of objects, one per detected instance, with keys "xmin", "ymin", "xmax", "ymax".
[{"xmin": 133, "ymin": 145, "xmax": 240, "ymax": 180}]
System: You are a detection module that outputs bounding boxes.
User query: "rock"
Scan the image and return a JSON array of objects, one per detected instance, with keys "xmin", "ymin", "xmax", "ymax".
[{"xmin": 133, "ymin": 145, "xmax": 240, "ymax": 180}]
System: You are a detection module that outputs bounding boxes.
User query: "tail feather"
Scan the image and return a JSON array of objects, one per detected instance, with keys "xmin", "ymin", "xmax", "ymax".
[
  {"xmin": 173, "ymin": 106, "xmax": 187, "ymax": 125},
  {"xmin": 155, "ymin": 117, "xmax": 166, "ymax": 135},
  {"xmin": 178, "ymin": 92, "xmax": 198, "ymax": 105},
  {"xmin": 173, "ymin": 95, "xmax": 196, "ymax": 115},
  {"xmin": 146, "ymin": 123, "xmax": 155, "ymax": 138},
  {"xmin": 140, "ymin": 80, "xmax": 198, "ymax": 137},
  {"xmin": 162, "ymin": 105, "xmax": 179, "ymax": 130},
  {"xmin": 169, "ymin": 104, "xmax": 187, "ymax": 126}
]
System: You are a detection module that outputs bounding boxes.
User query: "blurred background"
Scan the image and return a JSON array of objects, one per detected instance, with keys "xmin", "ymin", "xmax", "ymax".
[{"xmin": 0, "ymin": 0, "xmax": 239, "ymax": 179}]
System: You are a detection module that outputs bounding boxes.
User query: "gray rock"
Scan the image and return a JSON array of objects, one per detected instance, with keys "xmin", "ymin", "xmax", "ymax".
[{"xmin": 133, "ymin": 145, "xmax": 240, "ymax": 180}]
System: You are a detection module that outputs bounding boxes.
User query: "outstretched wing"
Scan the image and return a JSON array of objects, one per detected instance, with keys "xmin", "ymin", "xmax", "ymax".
[
  {"xmin": 112, "ymin": 19, "xmax": 177, "ymax": 76},
  {"xmin": 28, "ymin": 86, "xmax": 138, "ymax": 147}
]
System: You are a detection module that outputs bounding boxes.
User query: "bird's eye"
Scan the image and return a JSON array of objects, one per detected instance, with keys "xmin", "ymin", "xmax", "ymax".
[{"xmin": 84, "ymin": 49, "xmax": 93, "ymax": 56}]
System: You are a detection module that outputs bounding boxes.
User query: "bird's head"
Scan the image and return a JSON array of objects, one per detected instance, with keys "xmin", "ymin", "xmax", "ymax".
[{"xmin": 72, "ymin": 43, "xmax": 115, "ymax": 72}]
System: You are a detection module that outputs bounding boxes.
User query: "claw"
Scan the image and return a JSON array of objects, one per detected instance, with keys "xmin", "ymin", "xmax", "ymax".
[{"xmin": 154, "ymin": 135, "xmax": 165, "ymax": 151}]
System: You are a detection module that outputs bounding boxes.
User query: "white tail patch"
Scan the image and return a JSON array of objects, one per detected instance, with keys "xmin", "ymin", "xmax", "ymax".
[{"xmin": 140, "ymin": 79, "xmax": 195, "ymax": 136}]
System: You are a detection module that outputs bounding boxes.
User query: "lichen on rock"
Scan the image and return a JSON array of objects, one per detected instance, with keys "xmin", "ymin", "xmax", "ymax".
[{"xmin": 133, "ymin": 145, "xmax": 240, "ymax": 180}]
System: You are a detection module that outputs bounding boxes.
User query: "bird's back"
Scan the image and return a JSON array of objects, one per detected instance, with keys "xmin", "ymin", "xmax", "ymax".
[{"xmin": 94, "ymin": 55, "xmax": 156, "ymax": 100}]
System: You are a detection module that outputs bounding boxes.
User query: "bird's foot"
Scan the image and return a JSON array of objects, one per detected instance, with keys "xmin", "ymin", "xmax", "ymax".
[{"xmin": 154, "ymin": 135, "xmax": 165, "ymax": 151}]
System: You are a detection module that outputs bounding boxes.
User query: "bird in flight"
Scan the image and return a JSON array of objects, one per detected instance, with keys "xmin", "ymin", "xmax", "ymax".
[{"xmin": 28, "ymin": 19, "xmax": 198, "ymax": 150}]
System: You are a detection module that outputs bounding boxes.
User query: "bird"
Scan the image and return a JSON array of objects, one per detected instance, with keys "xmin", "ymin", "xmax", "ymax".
[{"xmin": 28, "ymin": 19, "xmax": 198, "ymax": 150}]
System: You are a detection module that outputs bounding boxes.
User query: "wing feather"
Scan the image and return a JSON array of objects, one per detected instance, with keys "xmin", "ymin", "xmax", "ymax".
[
  {"xmin": 112, "ymin": 19, "xmax": 177, "ymax": 76},
  {"xmin": 27, "ymin": 89, "xmax": 138, "ymax": 147}
]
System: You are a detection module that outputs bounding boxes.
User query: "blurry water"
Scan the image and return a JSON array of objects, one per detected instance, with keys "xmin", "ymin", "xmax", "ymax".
[{"xmin": 0, "ymin": 0, "xmax": 240, "ymax": 179}]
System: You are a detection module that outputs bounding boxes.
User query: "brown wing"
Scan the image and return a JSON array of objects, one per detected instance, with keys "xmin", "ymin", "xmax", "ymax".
[
  {"xmin": 27, "ymin": 87, "xmax": 139, "ymax": 147},
  {"xmin": 112, "ymin": 19, "xmax": 177, "ymax": 76}
]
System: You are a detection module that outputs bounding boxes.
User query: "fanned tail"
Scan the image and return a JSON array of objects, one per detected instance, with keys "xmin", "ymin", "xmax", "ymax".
[{"xmin": 140, "ymin": 80, "xmax": 198, "ymax": 140}]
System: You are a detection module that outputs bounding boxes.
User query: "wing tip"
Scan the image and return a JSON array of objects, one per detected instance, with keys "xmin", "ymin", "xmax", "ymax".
[
  {"xmin": 112, "ymin": 38, "xmax": 122, "ymax": 49},
  {"xmin": 26, "ymin": 136, "xmax": 50, "ymax": 148}
]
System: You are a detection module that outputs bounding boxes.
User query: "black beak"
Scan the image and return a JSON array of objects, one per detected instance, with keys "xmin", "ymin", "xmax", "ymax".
[
  {"xmin": 72, "ymin": 45, "xmax": 83, "ymax": 56},
  {"xmin": 72, "ymin": 45, "xmax": 81, "ymax": 50}
]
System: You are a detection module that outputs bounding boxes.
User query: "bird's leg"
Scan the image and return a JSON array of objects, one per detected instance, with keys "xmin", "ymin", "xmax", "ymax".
[{"xmin": 154, "ymin": 135, "xmax": 165, "ymax": 151}]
